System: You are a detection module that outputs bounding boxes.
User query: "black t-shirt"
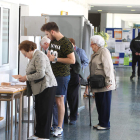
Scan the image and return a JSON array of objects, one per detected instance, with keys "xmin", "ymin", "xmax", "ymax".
[{"xmin": 48, "ymin": 37, "xmax": 74, "ymax": 77}]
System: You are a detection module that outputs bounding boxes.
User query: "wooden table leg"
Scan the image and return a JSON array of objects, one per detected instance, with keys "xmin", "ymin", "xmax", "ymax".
[
  {"xmin": 22, "ymin": 96, "xmax": 24, "ymax": 121},
  {"xmin": 6, "ymin": 101, "xmax": 8, "ymax": 131},
  {"xmin": 18, "ymin": 93, "xmax": 22, "ymax": 140},
  {"xmin": 8, "ymin": 101, "xmax": 10, "ymax": 131},
  {"xmin": 0, "ymin": 94, "xmax": 1, "ymax": 116},
  {"xmin": 11, "ymin": 99, "xmax": 13, "ymax": 140},
  {"xmin": 15, "ymin": 98, "xmax": 17, "ymax": 128}
]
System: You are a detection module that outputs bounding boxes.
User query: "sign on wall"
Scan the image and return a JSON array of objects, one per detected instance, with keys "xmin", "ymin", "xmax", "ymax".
[
  {"xmin": 106, "ymin": 28, "xmax": 135, "ymax": 66},
  {"xmin": 114, "ymin": 29, "xmax": 122, "ymax": 40},
  {"xmin": 122, "ymin": 28, "xmax": 132, "ymax": 42}
]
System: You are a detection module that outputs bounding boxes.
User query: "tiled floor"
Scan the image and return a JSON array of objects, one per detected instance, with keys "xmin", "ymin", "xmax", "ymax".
[{"xmin": 0, "ymin": 67, "xmax": 140, "ymax": 140}]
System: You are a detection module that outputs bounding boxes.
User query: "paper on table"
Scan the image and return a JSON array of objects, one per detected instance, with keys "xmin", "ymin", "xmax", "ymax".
[
  {"xmin": 15, "ymin": 82, "xmax": 26, "ymax": 85},
  {"xmin": 12, "ymin": 75, "xmax": 22, "ymax": 79}
]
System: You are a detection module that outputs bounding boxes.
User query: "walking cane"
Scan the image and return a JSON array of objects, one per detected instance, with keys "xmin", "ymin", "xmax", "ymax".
[{"xmin": 88, "ymin": 79, "xmax": 92, "ymax": 126}]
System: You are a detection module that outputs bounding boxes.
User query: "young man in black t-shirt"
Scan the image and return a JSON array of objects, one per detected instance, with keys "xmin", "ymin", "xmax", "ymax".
[{"xmin": 41, "ymin": 22, "xmax": 75, "ymax": 137}]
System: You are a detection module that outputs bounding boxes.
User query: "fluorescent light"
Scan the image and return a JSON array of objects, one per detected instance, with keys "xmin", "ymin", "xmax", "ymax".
[
  {"xmin": 131, "ymin": 10, "xmax": 136, "ymax": 11},
  {"xmin": 127, "ymin": 6, "xmax": 132, "ymax": 7},
  {"xmin": 98, "ymin": 10, "xmax": 102, "ymax": 11}
]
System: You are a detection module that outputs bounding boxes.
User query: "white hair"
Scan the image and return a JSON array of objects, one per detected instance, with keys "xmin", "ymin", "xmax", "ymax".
[
  {"xmin": 90, "ymin": 35, "xmax": 105, "ymax": 47},
  {"xmin": 40, "ymin": 36, "xmax": 51, "ymax": 45}
]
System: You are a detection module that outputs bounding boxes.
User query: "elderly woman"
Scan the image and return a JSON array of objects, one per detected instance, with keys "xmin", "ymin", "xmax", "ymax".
[
  {"xmin": 18, "ymin": 40, "xmax": 57, "ymax": 140},
  {"xmin": 89, "ymin": 35, "xmax": 115, "ymax": 130}
]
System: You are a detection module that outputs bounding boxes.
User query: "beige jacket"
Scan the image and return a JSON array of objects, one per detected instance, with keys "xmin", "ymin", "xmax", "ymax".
[
  {"xmin": 89, "ymin": 47, "xmax": 116, "ymax": 93},
  {"xmin": 26, "ymin": 50, "xmax": 57, "ymax": 96}
]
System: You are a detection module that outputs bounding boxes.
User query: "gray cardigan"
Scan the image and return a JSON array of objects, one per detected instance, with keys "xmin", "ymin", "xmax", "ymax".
[{"xmin": 26, "ymin": 50, "xmax": 57, "ymax": 96}]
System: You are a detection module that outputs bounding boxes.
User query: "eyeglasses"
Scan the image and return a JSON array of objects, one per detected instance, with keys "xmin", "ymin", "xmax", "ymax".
[{"xmin": 90, "ymin": 43, "xmax": 95, "ymax": 46}]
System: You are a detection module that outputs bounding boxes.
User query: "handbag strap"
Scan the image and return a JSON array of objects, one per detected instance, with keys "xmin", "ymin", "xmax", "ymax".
[
  {"xmin": 90, "ymin": 51, "xmax": 103, "ymax": 78},
  {"xmin": 90, "ymin": 55, "xmax": 95, "ymax": 78}
]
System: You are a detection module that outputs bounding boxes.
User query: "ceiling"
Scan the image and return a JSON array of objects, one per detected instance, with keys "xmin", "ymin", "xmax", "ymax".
[{"xmin": 89, "ymin": 5, "xmax": 140, "ymax": 14}]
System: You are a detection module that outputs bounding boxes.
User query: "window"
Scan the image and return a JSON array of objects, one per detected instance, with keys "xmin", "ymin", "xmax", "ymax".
[{"xmin": 0, "ymin": 7, "xmax": 10, "ymax": 66}]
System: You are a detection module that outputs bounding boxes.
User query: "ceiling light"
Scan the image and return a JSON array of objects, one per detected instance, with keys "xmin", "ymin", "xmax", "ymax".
[
  {"xmin": 98, "ymin": 10, "xmax": 102, "ymax": 11},
  {"xmin": 127, "ymin": 6, "xmax": 132, "ymax": 7},
  {"xmin": 131, "ymin": 10, "xmax": 136, "ymax": 11},
  {"xmin": 91, "ymin": 6, "xmax": 94, "ymax": 7}
]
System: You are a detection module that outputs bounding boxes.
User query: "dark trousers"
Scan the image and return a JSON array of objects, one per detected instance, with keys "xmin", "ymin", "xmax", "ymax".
[
  {"xmin": 35, "ymin": 86, "xmax": 56, "ymax": 139},
  {"xmin": 132, "ymin": 54, "xmax": 140, "ymax": 76},
  {"xmin": 95, "ymin": 91, "xmax": 112, "ymax": 128},
  {"xmin": 65, "ymin": 70, "xmax": 79, "ymax": 122}
]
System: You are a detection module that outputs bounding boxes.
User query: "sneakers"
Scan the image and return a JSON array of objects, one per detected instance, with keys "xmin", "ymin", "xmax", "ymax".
[
  {"xmin": 97, "ymin": 126, "xmax": 110, "ymax": 130},
  {"xmin": 53, "ymin": 127, "xmax": 63, "ymax": 137},
  {"xmin": 69, "ymin": 120, "xmax": 76, "ymax": 125}
]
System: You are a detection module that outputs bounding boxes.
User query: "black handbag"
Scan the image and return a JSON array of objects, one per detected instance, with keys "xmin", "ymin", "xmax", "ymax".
[
  {"xmin": 89, "ymin": 55, "xmax": 105, "ymax": 89},
  {"xmin": 23, "ymin": 81, "xmax": 32, "ymax": 97},
  {"xmin": 89, "ymin": 75, "xmax": 105, "ymax": 88}
]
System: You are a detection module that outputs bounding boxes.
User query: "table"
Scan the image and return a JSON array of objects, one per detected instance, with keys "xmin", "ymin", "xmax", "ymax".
[{"xmin": 0, "ymin": 85, "xmax": 26, "ymax": 140}]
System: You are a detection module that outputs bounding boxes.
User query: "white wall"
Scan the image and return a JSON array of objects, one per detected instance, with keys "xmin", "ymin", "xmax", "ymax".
[
  {"xmin": 113, "ymin": 14, "xmax": 121, "ymax": 28},
  {"xmin": 106, "ymin": 13, "xmax": 140, "ymax": 28},
  {"xmin": 106, "ymin": 13, "xmax": 113, "ymax": 28},
  {"xmin": 1, "ymin": 0, "xmax": 89, "ymax": 17},
  {"xmin": 117, "ymin": 14, "xmax": 140, "ymax": 28},
  {"xmin": 106, "ymin": 13, "xmax": 122, "ymax": 28},
  {"xmin": 26, "ymin": 0, "xmax": 88, "ymax": 18}
]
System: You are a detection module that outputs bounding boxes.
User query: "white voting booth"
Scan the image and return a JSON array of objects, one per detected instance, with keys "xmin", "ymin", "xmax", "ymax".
[{"xmin": 20, "ymin": 15, "xmax": 94, "ymax": 79}]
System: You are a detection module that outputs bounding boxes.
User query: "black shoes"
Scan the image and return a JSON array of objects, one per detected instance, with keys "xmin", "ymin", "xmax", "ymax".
[
  {"xmin": 130, "ymin": 75, "xmax": 135, "ymax": 80},
  {"xmin": 130, "ymin": 75, "xmax": 140, "ymax": 80}
]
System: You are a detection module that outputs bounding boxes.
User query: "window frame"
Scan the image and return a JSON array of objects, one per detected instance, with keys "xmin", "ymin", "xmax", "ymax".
[{"xmin": 0, "ymin": 5, "xmax": 10, "ymax": 68}]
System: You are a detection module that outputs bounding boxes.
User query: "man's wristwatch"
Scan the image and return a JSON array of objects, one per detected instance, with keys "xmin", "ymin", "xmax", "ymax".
[{"xmin": 54, "ymin": 57, "xmax": 58, "ymax": 63}]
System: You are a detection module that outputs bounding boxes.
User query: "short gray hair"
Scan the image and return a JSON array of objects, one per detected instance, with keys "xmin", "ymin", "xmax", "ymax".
[
  {"xmin": 40, "ymin": 36, "xmax": 51, "ymax": 45},
  {"xmin": 90, "ymin": 35, "xmax": 105, "ymax": 47}
]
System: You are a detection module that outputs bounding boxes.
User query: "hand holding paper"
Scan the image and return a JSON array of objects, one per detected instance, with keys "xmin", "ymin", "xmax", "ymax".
[
  {"xmin": 18, "ymin": 75, "xmax": 27, "ymax": 82},
  {"xmin": 12, "ymin": 75, "xmax": 22, "ymax": 79}
]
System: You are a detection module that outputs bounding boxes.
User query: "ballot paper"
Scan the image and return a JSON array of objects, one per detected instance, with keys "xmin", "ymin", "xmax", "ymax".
[{"xmin": 12, "ymin": 75, "xmax": 22, "ymax": 79}]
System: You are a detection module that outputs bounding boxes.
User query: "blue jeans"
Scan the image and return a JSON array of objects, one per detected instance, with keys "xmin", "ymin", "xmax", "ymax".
[{"xmin": 52, "ymin": 75, "xmax": 70, "ymax": 128}]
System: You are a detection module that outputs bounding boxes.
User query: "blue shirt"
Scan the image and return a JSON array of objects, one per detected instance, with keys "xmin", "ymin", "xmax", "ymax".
[{"xmin": 74, "ymin": 46, "xmax": 89, "ymax": 71}]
